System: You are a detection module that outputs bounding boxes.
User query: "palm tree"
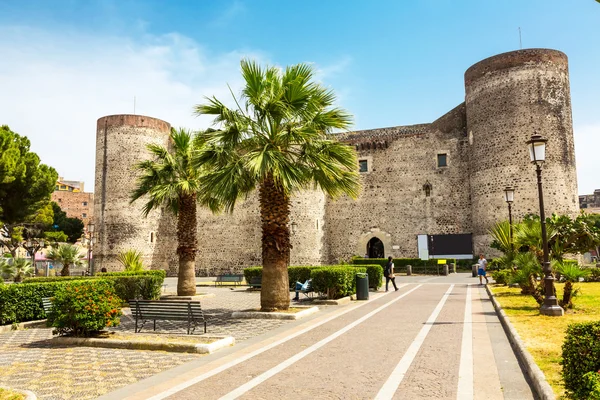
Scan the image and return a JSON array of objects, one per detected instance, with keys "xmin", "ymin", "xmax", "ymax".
[
  {"xmin": 46, "ymin": 244, "xmax": 83, "ymax": 276},
  {"xmin": 194, "ymin": 60, "xmax": 360, "ymax": 311},
  {"xmin": 554, "ymin": 261, "xmax": 590, "ymax": 309},
  {"xmin": 117, "ymin": 249, "xmax": 145, "ymax": 273},
  {"xmin": 12, "ymin": 258, "xmax": 33, "ymax": 282},
  {"xmin": 510, "ymin": 252, "xmax": 544, "ymax": 304},
  {"xmin": 131, "ymin": 128, "xmax": 203, "ymax": 296}
]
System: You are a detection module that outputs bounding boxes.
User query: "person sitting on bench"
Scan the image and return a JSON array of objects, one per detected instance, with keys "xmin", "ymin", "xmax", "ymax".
[{"xmin": 293, "ymin": 279, "xmax": 311, "ymax": 301}]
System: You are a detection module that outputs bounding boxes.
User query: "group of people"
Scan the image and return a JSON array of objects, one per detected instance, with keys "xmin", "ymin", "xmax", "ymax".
[{"xmin": 291, "ymin": 254, "xmax": 491, "ymax": 301}]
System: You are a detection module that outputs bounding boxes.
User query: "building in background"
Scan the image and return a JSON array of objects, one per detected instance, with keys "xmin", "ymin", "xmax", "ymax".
[
  {"xmin": 580, "ymin": 190, "xmax": 600, "ymax": 214},
  {"xmin": 51, "ymin": 177, "xmax": 94, "ymax": 229},
  {"xmin": 93, "ymin": 48, "xmax": 580, "ymax": 274}
]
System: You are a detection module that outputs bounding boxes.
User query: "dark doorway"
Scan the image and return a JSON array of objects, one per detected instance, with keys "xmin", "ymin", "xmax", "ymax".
[{"xmin": 367, "ymin": 237, "xmax": 384, "ymax": 258}]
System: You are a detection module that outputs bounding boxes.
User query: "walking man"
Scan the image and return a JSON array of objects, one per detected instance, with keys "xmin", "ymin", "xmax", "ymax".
[
  {"xmin": 385, "ymin": 256, "xmax": 399, "ymax": 292},
  {"xmin": 478, "ymin": 254, "xmax": 489, "ymax": 285}
]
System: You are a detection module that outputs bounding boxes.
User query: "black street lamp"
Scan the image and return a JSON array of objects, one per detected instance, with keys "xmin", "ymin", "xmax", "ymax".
[
  {"xmin": 24, "ymin": 238, "xmax": 45, "ymax": 276},
  {"xmin": 504, "ymin": 186, "xmax": 515, "ymax": 251},
  {"xmin": 526, "ymin": 134, "xmax": 564, "ymax": 316},
  {"xmin": 86, "ymin": 222, "xmax": 95, "ymax": 275}
]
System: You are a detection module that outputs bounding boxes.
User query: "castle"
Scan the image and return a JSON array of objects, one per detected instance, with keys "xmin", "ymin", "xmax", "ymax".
[{"xmin": 93, "ymin": 49, "xmax": 579, "ymax": 274}]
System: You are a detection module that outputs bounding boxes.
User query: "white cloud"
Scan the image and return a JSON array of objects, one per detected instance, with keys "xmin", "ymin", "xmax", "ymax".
[
  {"xmin": 0, "ymin": 26, "xmax": 265, "ymax": 191},
  {"xmin": 574, "ymin": 123, "xmax": 599, "ymax": 195}
]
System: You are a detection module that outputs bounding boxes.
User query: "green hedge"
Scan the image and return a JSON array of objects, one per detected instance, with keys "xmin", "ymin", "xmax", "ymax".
[
  {"xmin": 243, "ymin": 267, "xmax": 262, "ymax": 284},
  {"xmin": 350, "ymin": 264, "xmax": 383, "ymax": 289},
  {"xmin": 351, "ymin": 258, "xmax": 478, "ymax": 274},
  {"xmin": 311, "ymin": 266, "xmax": 366, "ymax": 299},
  {"xmin": 23, "ymin": 276, "xmax": 93, "ymax": 284},
  {"xmin": 562, "ymin": 321, "xmax": 600, "ymax": 399},
  {"xmin": 102, "ymin": 270, "xmax": 166, "ymax": 278},
  {"xmin": 23, "ymin": 272, "xmax": 165, "ymax": 302},
  {"xmin": 0, "ymin": 281, "xmax": 85, "ymax": 325}
]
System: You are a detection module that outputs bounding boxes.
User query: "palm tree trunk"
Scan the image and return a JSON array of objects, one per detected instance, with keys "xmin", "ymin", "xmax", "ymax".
[
  {"xmin": 259, "ymin": 175, "xmax": 291, "ymax": 311},
  {"xmin": 561, "ymin": 281, "xmax": 573, "ymax": 309},
  {"xmin": 61, "ymin": 263, "xmax": 70, "ymax": 276},
  {"xmin": 177, "ymin": 193, "xmax": 197, "ymax": 296}
]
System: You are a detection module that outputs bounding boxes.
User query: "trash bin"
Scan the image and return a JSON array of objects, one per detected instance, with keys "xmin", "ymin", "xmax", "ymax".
[
  {"xmin": 472, "ymin": 264, "xmax": 478, "ymax": 278},
  {"xmin": 356, "ymin": 273, "xmax": 369, "ymax": 300}
]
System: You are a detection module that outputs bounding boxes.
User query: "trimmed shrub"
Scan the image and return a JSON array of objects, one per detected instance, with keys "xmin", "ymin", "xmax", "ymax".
[
  {"xmin": 0, "ymin": 282, "xmax": 71, "ymax": 325},
  {"xmin": 581, "ymin": 372, "xmax": 600, "ymax": 400},
  {"xmin": 288, "ymin": 266, "xmax": 319, "ymax": 287},
  {"xmin": 310, "ymin": 266, "xmax": 366, "ymax": 299},
  {"xmin": 22, "ymin": 276, "xmax": 92, "ymax": 284},
  {"xmin": 561, "ymin": 321, "xmax": 600, "ymax": 399},
  {"xmin": 110, "ymin": 275, "xmax": 164, "ymax": 302},
  {"xmin": 351, "ymin": 258, "xmax": 477, "ymax": 274},
  {"xmin": 243, "ymin": 267, "xmax": 262, "ymax": 284},
  {"xmin": 491, "ymin": 269, "xmax": 513, "ymax": 286},
  {"xmin": 23, "ymin": 271, "xmax": 165, "ymax": 301},
  {"xmin": 350, "ymin": 264, "xmax": 383, "ymax": 289},
  {"xmin": 47, "ymin": 280, "xmax": 122, "ymax": 336},
  {"xmin": 102, "ymin": 270, "xmax": 166, "ymax": 278}
]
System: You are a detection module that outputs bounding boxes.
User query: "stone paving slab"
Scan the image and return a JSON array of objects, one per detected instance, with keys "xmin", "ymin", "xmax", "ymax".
[{"xmin": 0, "ymin": 286, "xmax": 302, "ymax": 399}]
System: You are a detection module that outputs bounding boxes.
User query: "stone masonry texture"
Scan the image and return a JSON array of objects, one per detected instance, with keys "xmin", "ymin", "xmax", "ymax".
[{"xmin": 93, "ymin": 48, "xmax": 579, "ymax": 273}]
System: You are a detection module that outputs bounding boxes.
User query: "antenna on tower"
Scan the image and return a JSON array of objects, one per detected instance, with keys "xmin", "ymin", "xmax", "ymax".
[
  {"xmin": 518, "ymin": 27, "xmax": 522, "ymax": 49},
  {"xmin": 133, "ymin": 96, "xmax": 136, "ymax": 115}
]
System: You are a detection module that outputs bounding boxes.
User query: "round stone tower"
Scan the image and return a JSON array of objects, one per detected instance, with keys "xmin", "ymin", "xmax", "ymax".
[
  {"xmin": 465, "ymin": 49, "xmax": 579, "ymax": 255},
  {"xmin": 93, "ymin": 114, "xmax": 173, "ymax": 272}
]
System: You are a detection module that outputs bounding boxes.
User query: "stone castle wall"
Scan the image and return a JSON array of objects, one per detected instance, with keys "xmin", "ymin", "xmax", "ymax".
[
  {"xmin": 465, "ymin": 49, "xmax": 579, "ymax": 255},
  {"xmin": 93, "ymin": 115, "xmax": 172, "ymax": 272},
  {"xmin": 324, "ymin": 105, "xmax": 472, "ymax": 262},
  {"xmin": 93, "ymin": 48, "xmax": 580, "ymax": 273}
]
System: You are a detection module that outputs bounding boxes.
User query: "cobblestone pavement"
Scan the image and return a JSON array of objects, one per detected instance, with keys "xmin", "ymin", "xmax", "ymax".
[
  {"xmin": 112, "ymin": 287, "xmax": 296, "ymax": 340},
  {"xmin": 0, "ymin": 287, "xmax": 298, "ymax": 400}
]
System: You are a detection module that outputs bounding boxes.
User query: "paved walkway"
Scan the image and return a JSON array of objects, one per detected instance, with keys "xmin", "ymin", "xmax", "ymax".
[
  {"xmin": 102, "ymin": 274, "xmax": 535, "ymax": 400},
  {"xmin": 0, "ymin": 287, "xmax": 296, "ymax": 400}
]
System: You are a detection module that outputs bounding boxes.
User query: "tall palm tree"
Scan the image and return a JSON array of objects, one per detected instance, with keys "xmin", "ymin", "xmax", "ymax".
[
  {"xmin": 46, "ymin": 244, "xmax": 83, "ymax": 276},
  {"xmin": 131, "ymin": 128, "xmax": 203, "ymax": 296},
  {"xmin": 194, "ymin": 60, "xmax": 360, "ymax": 311}
]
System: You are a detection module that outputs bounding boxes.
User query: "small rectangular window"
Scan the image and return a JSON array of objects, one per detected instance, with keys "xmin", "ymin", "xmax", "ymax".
[
  {"xmin": 82, "ymin": 202, "xmax": 88, "ymax": 206},
  {"xmin": 82, "ymin": 213, "xmax": 87, "ymax": 218},
  {"xmin": 437, "ymin": 154, "xmax": 447, "ymax": 167},
  {"xmin": 150, "ymin": 232, "xmax": 155, "ymax": 243},
  {"xmin": 359, "ymin": 160, "xmax": 368, "ymax": 173}
]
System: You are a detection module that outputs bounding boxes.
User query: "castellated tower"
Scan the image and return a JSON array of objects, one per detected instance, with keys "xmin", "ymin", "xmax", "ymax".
[
  {"xmin": 465, "ymin": 49, "xmax": 579, "ymax": 255},
  {"xmin": 93, "ymin": 114, "xmax": 326, "ymax": 274},
  {"xmin": 93, "ymin": 115, "xmax": 176, "ymax": 272},
  {"xmin": 93, "ymin": 48, "xmax": 580, "ymax": 272}
]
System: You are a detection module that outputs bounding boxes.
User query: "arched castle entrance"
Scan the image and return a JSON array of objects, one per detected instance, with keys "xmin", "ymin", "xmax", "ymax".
[
  {"xmin": 356, "ymin": 228, "xmax": 392, "ymax": 259},
  {"xmin": 367, "ymin": 237, "xmax": 384, "ymax": 258}
]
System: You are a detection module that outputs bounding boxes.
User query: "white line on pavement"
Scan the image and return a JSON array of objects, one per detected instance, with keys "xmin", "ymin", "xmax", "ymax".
[
  {"xmin": 374, "ymin": 284, "xmax": 455, "ymax": 400},
  {"xmin": 218, "ymin": 284, "xmax": 424, "ymax": 400},
  {"xmin": 147, "ymin": 285, "xmax": 406, "ymax": 400},
  {"xmin": 417, "ymin": 276, "xmax": 440, "ymax": 283},
  {"xmin": 457, "ymin": 285, "xmax": 473, "ymax": 399}
]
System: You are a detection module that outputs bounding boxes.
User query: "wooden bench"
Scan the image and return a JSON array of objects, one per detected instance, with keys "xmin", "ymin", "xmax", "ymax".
[
  {"xmin": 214, "ymin": 274, "xmax": 244, "ymax": 287},
  {"xmin": 248, "ymin": 276, "xmax": 262, "ymax": 289},
  {"xmin": 42, "ymin": 297, "xmax": 53, "ymax": 315},
  {"xmin": 129, "ymin": 300, "xmax": 207, "ymax": 335}
]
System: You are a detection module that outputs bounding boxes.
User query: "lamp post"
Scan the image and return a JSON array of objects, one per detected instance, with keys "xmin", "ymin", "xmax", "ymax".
[
  {"xmin": 504, "ymin": 186, "xmax": 515, "ymax": 251},
  {"xmin": 526, "ymin": 134, "xmax": 563, "ymax": 316},
  {"xmin": 24, "ymin": 238, "xmax": 45, "ymax": 276},
  {"xmin": 290, "ymin": 221, "xmax": 298, "ymax": 235},
  {"xmin": 86, "ymin": 222, "xmax": 95, "ymax": 275}
]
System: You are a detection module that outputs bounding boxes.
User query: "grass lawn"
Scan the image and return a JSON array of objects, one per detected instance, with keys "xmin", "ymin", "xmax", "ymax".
[
  {"xmin": 490, "ymin": 282, "xmax": 600, "ymax": 398},
  {"xmin": 0, "ymin": 388, "xmax": 25, "ymax": 400}
]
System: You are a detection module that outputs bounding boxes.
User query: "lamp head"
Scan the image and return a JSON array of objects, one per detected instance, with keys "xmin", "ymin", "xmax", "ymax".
[
  {"xmin": 504, "ymin": 186, "xmax": 515, "ymax": 203},
  {"xmin": 526, "ymin": 135, "xmax": 547, "ymax": 165}
]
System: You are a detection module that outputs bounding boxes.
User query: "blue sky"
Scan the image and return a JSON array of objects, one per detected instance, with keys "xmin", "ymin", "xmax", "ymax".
[{"xmin": 0, "ymin": 0, "xmax": 598, "ymax": 194}]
